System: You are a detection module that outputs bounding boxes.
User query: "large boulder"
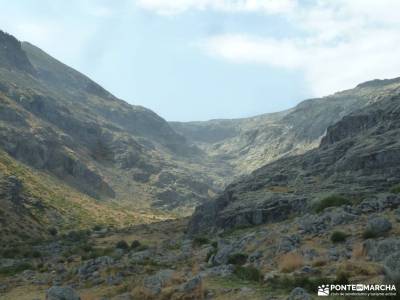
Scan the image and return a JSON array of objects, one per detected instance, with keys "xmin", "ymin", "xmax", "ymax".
[
  {"xmin": 366, "ymin": 216, "xmax": 392, "ymax": 236},
  {"xmin": 143, "ymin": 269, "xmax": 175, "ymax": 295},
  {"xmin": 364, "ymin": 238, "xmax": 400, "ymax": 261},
  {"xmin": 46, "ymin": 286, "xmax": 80, "ymax": 300},
  {"xmin": 384, "ymin": 251, "xmax": 400, "ymax": 283}
]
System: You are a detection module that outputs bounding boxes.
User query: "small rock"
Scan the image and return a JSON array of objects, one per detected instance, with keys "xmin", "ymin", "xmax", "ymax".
[
  {"xmin": 179, "ymin": 275, "xmax": 202, "ymax": 293},
  {"xmin": 287, "ymin": 287, "xmax": 311, "ymax": 300}
]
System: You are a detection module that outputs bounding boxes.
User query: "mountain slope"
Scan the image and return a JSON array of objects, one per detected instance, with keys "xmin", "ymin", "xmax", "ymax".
[
  {"xmin": 0, "ymin": 30, "xmax": 226, "ymax": 220},
  {"xmin": 171, "ymin": 79, "xmax": 400, "ymax": 176},
  {"xmin": 188, "ymin": 83, "xmax": 400, "ymax": 233}
]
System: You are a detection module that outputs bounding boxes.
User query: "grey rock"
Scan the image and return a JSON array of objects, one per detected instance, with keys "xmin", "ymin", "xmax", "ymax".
[
  {"xmin": 364, "ymin": 238, "xmax": 400, "ymax": 261},
  {"xmin": 143, "ymin": 269, "xmax": 175, "ymax": 295},
  {"xmin": 384, "ymin": 251, "xmax": 400, "ymax": 283},
  {"xmin": 366, "ymin": 216, "xmax": 392, "ymax": 236},
  {"xmin": 46, "ymin": 286, "xmax": 80, "ymax": 300},
  {"xmin": 200, "ymin": 265, "xmax": 235, "ymax": 277},
  {"xmin": 287, "ymin": 287, "xmax": 311, "ymax": 300},
  {"xmin": 179, "ymin": 275, "xmax": 202, "ymax": 293},
  {"xmin": 278, "ymin": 235, "xmax": 301, "ymax": 253}
]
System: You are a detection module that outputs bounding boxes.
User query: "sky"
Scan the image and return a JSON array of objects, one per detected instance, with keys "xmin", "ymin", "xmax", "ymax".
[{"xmin": 1, "ymin": 0, "xmax": 400, "ymax": 121}]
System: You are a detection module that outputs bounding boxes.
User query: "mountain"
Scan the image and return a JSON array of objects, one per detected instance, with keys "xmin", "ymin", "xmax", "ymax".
[
  {"xmin": 188, "ymin": 79, "xmax": 400, "ymax": 234},
  {"xmin": 0, "ymin": 30, "xmax": 229, "ymax": 242},
  {"xmin": 171, "ymin": 80, "xmax": 399, "ymax": 176}
]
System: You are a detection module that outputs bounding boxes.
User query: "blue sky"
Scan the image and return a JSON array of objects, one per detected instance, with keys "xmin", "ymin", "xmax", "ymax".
[{"xmin": 1, "ymin": 0, "xmax": 400, "ymax": 121}]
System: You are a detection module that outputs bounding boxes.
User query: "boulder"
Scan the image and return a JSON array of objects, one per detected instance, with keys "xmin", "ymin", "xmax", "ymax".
[
  {"xmin": 366, "ymin": 216, "xmax": 392, "ymax": 236},
  {"xmin": 384, "ymin": 251, "xmax": 400, "ymax": 283},
  {"xmin": 143, "ymin": 269, "xmax": 175, "ymax": 295},
  {"xmin": 46, "ymin": 286, "xmax": 80, "ymax": 300},
  {"xmin": 287, "ymin": 287, "xmax": 311, "ymax": 300}
]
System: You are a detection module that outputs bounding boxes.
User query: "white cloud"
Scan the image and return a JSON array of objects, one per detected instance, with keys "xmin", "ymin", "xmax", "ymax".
[
  {"xmin": 199, "ymin": 1, "xmax": 400, "ymax": 96},
  {"xmin": 136, "ymin": 0, "xmax": 297, "ymax": 15}
]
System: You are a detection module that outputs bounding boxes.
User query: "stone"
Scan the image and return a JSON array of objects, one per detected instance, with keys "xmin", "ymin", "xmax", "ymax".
[
  {"xmin": 46, "ymin": 286, "xmax": 80, "ymax": 300},
  {"xmin": 366, "ymin": 216, "xmax": 392, "ymax": 236},
  {"xmin": 143, "ymin": 269, "xmax": 175, "ymax": 295},
  {"xmin": 179, "ymin": 275, "xmax": 202, "ymax": 293},
  {"xmin": 364, "ymin": 238, "xmax": 400, "ymax": 261},
  {"xmin": 384, "ymin": 251, "xmax": 400, "ymax": 283},
  {"xmin": 287, "ymin": 287, "xmax": 311, "ymax": 300}
]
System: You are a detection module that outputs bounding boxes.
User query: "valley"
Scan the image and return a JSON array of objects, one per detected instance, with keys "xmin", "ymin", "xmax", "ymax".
[{"xmin": 1, "ymin": 30, "xmax": 400, "ymax": 300}]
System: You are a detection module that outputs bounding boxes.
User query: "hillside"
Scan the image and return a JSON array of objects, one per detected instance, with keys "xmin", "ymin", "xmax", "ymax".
[
  {"xmin": 171, "ymin": 79, "xmax": 400, "ymax": 175},
  {"xmin": 0, "ymin": 30, "xmax": 231, "ymax": 224},
  {"xmin": 189, "ymin": 81, "xmax": 400, "ymax": 233}
]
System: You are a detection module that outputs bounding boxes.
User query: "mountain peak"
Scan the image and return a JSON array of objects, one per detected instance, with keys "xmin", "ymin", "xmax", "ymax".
[{"xmin": 0, "ymin": 30, "xmax": 35, "ymax": 74}]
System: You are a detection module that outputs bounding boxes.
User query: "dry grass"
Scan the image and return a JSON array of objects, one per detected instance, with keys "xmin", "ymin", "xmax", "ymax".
[
  {"xmin": 312, "ymin": 258, "xmax": 328, "ymax": 267},
  {"xmin": 278, "ymin": 252, "xmax": 304, "ymax": 273},
  {"xmin": 337, "ymin": 260, "xmax": 383, "ymax": 277},
  {"xmin": 352, "ymin": 242, "xmax": 366, "ymax": 259}
]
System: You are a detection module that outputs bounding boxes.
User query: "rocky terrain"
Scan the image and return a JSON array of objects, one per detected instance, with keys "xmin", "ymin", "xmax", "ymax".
[
  {"xmin": 171, "ymin": 79, "xmax": 399, "ymax": 175},
  {"xmin": 1, "ymin": 29, "xmax": 400, "ymax": 299},
  {"xmin": 0, "ymin": 29, "xmax": 232, "ymax": 239}
]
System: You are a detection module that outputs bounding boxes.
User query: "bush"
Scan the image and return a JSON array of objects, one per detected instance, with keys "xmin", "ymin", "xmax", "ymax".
[
  {"xmin": 65, "ymin": 230, "xmax": 89, "ymax": 242},
  {"xmin": 92, "ymin": 224, "xmax": 103, "ymax": 231},
  {"xmin": 390, "ymin": 184, "xmax": 400, "ymax": 194},
  {"xmin": 279, "ymin": 252, "xmax": 304, "ymax": 273},
  {"xmin": 1, "ymin": 247, "xmax": 21, "ymax": 258},
  {"xmin": 116, "ymin": 240, "xmax": 129, "ymax": 250},
  {"xmin": 266, "ymin": 275, "xmax": 332, "ymax": 292},
  {"xmin": 192, "ymin": 236, "xmax": 210, "ymax": 247},
  {"xmin": 234, "ymin": 266, "xmax": 262, "ymax": 282},
  {"xmin": 48, "ymin": 227, "xmax": 58, "ymax": 236},
  {"xmin": 227, "ymin": 253, "xmax": 248, "ymax": 266},
  {"xmin": 0, "ymin": 262, "xmax": 33, "ymax": 276},
  {"xmin": 330, "ymin": 231, "xmax": 348, "ymax": 243},
  {"xmin": 362, "ymin": 229, "xmax": 379, "ymax": 239},
  {"xmin": 314, "ymin": 195, "xmax": 351, "ymax": 213},
  {"xmin": 131, "ymin": 240, "xmax": 141, "ymax": 249}
]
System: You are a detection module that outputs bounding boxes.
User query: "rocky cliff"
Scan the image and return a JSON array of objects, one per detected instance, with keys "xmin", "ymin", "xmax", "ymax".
[{"xmin": 189, "ymin": 83, "xmax": 400, "ymax": 234}]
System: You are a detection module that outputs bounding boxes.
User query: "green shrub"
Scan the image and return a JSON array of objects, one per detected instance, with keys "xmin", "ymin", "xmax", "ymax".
[
  {"xmin": 314, "ymin": 195, "xmax": 351, "ymax": 213},
  {"xmin": 65, "ymin": 230, "xmax": 89, "ymax": 242},
  {"xmin": 267, "ymin": 275, "xmax": 332, "ymax": 292},
  {"xmin": 0, "ymin": 262, "xmax": 33, "ymax": 276},
  {"xmin": 330, "ymin": 231, "xmax": 348, "ymax": 243},
  {"xmin": 234, "ymin": 266, "xmax": 262, "ymax": 282},
  {"xmin": 192, "ymin": 236, "xmax": 210, "ymax": 247},
  {"xmin": 362, "ymin": 229, "xmax": 379, "ymax": 239},
  {"xmin": 1, "ymin": 247, "xmax": 21, "ymax": 258},
  {"xmin": 205, "ymin": 241, "xmax": 218, "ymax": 263},
  {"xmin": 131, "ymin": 240, "xmax": 141, "ymax": 249},
  {"xmin": 92, "ymin": 224, "xmax": 103, "ymax": 231},
  {"xmin": 335, "ymin": 271, "xmax": 350, "ymax": 284},
  {"xmin": 48, "ymin": 227, "xmax": 58, "ymax": 236},
  {"xmin": 390, "ymin": 184, "xmax": 400, "ymax": 194},
  {"xmin": 116, "ymin": 240, "xmax": 129, "ymax": 250},
  {"xmin": 227, "ymin": 253, "xmax": 248, "ymax": 266}
]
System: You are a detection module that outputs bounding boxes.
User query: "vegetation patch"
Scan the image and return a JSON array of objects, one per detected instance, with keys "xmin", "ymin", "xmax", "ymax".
[
  {"xmin": 390, "ymin": 184, "xmax": 400, "ymax": 194},
  {"xmin": 227, "ymin": 253, "xmax": 248, "ymax": 266},
  {"xmin": 0, "ymin": 262, "xmax": 33, "ymax": 276},
  {"xmin": 330, "ymin": 231, "xmax": 348, "ymax": 243},
  {"xmin": 192, "ymin": 236, "xmax": 210, "ymax": 247},
  {"xmin": 115, "ymin": 240, "xmax": 129, "ymax": 250},
  {"xmin": 362, "ymin": 229, "xmax": 379, "ymax": 239},
  {"xmin": 233, "ymin": 266, "xmax": 262, "ymax": 282},
  {"xmin": 314, "ymin": 195, "xmax": 351, "ymax": 213}
]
